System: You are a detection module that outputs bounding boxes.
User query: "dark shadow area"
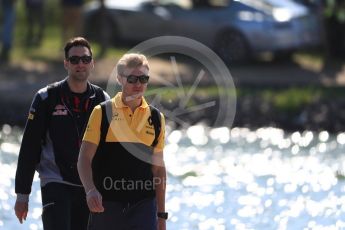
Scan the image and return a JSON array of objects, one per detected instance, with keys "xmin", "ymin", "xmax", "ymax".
[
  {"xmin": 321, "ymin": 57, "xmax": 345, "ymax": 83},
  {"xmin": 148, "ymin": 51, "xmax": 339, "ymax": 87},
  {"xmin": 0, "ymin": 61, "xmax": 65, "ymax": 127}
]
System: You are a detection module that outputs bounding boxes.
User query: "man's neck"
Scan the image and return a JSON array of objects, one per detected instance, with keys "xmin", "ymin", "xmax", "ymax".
[
  {"xmin": 122, "ymin": 93, "xmax": 142, "ymax": 112},
  {"xmin": 67, "ymin": 77, "xmax": 88, "ymax": 93}
]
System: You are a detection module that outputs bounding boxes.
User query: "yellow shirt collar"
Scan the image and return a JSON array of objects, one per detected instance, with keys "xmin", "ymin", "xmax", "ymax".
[{"xmin": 114, "ymin": 92, "xmax": 149, "ymax": 109}]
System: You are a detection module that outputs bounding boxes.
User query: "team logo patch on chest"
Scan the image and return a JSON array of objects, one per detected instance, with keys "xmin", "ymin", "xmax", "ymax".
[
  {"xmin": 112, "ymin": 112, "xmax": 124, "ymax": 121},
  {"xmin": 145, "ymin": 116, "xmax": 155, "ymax": 135},
  {"xmin": 52, "ymin": 104, "xmax": 68, "ymax": 116},
  {"xmin": 148, "ymin": 116, "xmax": 153, "ymax": 126}
]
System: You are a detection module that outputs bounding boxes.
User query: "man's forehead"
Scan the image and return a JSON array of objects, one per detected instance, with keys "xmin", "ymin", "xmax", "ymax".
[
  {"xmin": 68, "ymin": 46, "xmax": 90, "ymax": 55},
  {"xmin": 123, "ymin": 66, "xmax": 149, "ymax": 75}
]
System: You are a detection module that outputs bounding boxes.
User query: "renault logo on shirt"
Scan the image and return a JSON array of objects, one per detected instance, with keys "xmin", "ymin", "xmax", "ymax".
[
  {"xmin": 148, "ymin": 116, "xmax": 153, "ymax": 126},
  {"xmin": 146, "ymin": 116, "xmax": 155, "ymax": 130}
]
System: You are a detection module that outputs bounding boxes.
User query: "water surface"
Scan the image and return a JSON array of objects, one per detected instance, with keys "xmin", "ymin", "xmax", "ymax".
[{"xmin": 1, "ymin": 124, "xmax": 345, "ymax": 230}]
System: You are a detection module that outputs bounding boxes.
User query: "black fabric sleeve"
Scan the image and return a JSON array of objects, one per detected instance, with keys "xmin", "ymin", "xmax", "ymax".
[{"xmin": 15, "ymin": 91, "xmax": 48, "ymax": 194}]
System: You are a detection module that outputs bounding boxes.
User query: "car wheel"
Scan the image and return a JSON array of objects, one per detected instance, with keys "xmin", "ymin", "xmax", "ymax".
[
  {"xmin": 273, "ymin": 50, "xmax": 294, "ymax": 63},
  {"xmin": 215, "ymin": 30, "xmax": 250, "ymax": 63}
]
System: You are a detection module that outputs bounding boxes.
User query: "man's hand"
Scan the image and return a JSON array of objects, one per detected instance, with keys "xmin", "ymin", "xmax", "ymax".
[
  {"xmin": 14, "ymin": 201, "xmax": 28, "ymax": 224},
  {"xmin": 86, "ymin": 188, "xmax": 104, "ymax": 213}
]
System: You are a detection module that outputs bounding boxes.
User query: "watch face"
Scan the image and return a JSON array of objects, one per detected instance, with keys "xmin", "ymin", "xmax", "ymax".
[{"xmin": 157, "ymin": 212, "xmax": 168, "ymax": 219}]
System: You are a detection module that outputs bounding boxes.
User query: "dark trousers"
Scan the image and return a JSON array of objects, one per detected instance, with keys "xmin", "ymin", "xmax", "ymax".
[
  {"xmin": 88, "ymin": 198, "xmax": 157, "ymax": 230},
  {"xmin": 41, "ymin": 182, "xmax": 89, "ymax": 230}
]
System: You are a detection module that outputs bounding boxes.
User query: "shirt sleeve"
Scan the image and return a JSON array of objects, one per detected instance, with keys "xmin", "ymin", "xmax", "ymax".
[
  {"xmin": 15, "ymin": 90, "xmax": 48, "ymax": 195},
  {"xmin": 154, "ymin": 112, "xmax": 165, "ymax": 153},
  {"xmin": 83, "ymin": 105, "xmax": 102, "ymax": 145}
]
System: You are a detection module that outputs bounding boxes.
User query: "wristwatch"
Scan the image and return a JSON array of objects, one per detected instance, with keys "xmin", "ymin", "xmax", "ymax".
[{"xmin": 157, "ymin": 212, "xmax": 168, "ymax": 220}]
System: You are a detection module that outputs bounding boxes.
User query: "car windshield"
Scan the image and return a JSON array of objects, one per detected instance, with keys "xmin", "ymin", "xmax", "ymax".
[
  {"xmin": 149, "ymin": 0, "xmax": 282, "ymax": 11},
  {"xmin": 238, "ymin": 0, "xmax": 307, "ymax": 16},
  {"xmin": 153, "ymin": 0, "xmax": 230, "ymax": 9},
  {"xmin": 106, "ymin": 0, "xmax": 152, "ymax": 10},
  {"xmin": 239, "ymin": 0, "xmax": 276, "ymax": 12}
]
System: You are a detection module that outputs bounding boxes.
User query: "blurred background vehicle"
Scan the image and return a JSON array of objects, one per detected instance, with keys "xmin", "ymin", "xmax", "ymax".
[{"xmin": 83, "ymin": 0, "xmax": 322, "ymax": 63}]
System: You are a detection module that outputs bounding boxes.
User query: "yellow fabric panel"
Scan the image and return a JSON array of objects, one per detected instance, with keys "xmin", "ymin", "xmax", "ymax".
[
  {"xmin": 83, "ymin": 104, "xmax": 102, "ymax": 145},
  {"xmin": 82, "ymin": 93, "xmax": 165, "ymax": 151}
]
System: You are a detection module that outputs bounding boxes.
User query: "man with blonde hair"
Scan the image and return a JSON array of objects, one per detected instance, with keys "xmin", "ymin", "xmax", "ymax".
[{"xmin": 78, "ymin": 53, "xmax": 167, "ymax": 229}]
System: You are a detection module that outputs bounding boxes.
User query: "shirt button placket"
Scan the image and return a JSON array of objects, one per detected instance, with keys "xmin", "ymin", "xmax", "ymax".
[{"xmin": 128, "ymin": 113, "xmax": 132, "ymax": 125}]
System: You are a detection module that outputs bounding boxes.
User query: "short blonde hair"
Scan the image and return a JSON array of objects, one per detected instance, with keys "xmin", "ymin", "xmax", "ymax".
[{"xmin": 116, "ymin": 53, "xmax": 149, "ymax": 76}]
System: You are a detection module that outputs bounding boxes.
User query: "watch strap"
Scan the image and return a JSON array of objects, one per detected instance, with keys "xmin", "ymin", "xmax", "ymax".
[{"xmin": 157, "ymin": 212, "xmax": 168, "ymax": 220}]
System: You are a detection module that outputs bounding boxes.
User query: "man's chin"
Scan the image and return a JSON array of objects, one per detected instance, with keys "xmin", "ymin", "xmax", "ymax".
[
  {"xmin": 72, "ymin": 74, "xmax": 88, "ymax": 82},
  {"xmin": 125, "ymin": 92, "xmax": 143, "ymax": 102}
]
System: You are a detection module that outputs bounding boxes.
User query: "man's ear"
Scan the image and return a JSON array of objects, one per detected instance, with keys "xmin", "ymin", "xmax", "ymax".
[
  {"xmin": 117, "ymin": 75, "xmax": 122, "ymax": 86},
  {"xmin": 63, "ymin": 60, "xmax": 68, "ymax": 70}
]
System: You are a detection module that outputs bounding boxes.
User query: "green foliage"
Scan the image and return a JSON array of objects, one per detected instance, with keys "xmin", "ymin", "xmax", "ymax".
[
  {"xmin": 13, "ymin": 0, "xmax": 64, "ymax": 62},
  {"xmin": 146, "ymin": 85, "xmax": 345, "ymax": 115},
  {"xmin": 324, "ymin": 0, "xmax": 345, "ymax": 23},
  {"xmin": 146, "ymin": 85, "xmax": 236, "ymax": 102},
  {"xmin": 264, "ymin": 88, "xmax": 319, "ymax": 112},
  {"xmin": 235, "ymin": 86, "xmax": 345, "ymax": 113}
]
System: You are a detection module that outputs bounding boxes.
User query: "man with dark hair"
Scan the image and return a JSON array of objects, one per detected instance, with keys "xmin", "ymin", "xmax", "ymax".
[
  {"xmin": 14, "ymin": 37, "xmax": 109, "ymax": 230},
  {"xmin": 78, "ymin": 53, "xmax": 167, "ymax": 230}
]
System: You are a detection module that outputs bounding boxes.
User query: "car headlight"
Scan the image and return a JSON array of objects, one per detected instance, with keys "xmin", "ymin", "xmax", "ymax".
[
  {"xmin": 272, "ymin": 8, "xmax": 292, "ymax": 22},
  {"xmin": 237, "ymin": 11, "xmax": 264, "ymax": 22}
]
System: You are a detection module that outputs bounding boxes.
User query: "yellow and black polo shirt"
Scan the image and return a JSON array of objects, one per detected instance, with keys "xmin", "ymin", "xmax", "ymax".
[
  {"xmin": 83, "ymin": 92, "xmax": 165, "ymax": 152},
  {"xmin": 83, "ymin": 92, "xmax": 165, "ymax": 202}
]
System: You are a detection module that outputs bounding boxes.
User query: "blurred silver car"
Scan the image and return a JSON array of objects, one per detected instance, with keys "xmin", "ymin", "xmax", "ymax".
[{"xmin": 83, "ymin": 0, "xmax": 322, "ymax": 62}]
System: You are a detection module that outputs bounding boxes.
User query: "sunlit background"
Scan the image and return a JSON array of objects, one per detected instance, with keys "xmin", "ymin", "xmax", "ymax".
[{"xmin": 1, "ymin": 0, "xmax": 345, "ymax": 229}]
